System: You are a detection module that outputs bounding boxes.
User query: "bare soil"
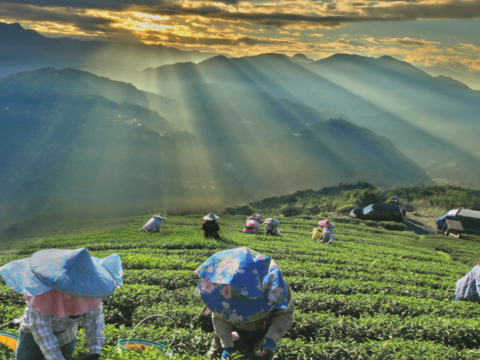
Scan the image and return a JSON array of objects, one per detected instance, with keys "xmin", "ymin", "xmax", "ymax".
[{"xmin": 403, "ymin": 214, "xmax": 437, "ymax": 235}]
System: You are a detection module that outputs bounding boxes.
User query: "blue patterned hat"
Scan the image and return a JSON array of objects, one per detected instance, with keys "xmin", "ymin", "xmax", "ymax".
[
  {"xmin": 194, "ymin": 247, "xmax": 288, "ymax": 322},
  {"xmin": 0, "ymin": 248, "xmax": 123, "ymax": 299}
]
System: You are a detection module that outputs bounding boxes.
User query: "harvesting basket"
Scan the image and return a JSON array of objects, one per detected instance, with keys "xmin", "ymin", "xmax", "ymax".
[
  {"xmin": 117, "ymin": 338, "xmax": 174, "ymax": 357},
  {"xmin": 0, "ymin": 331, "xmax": 18, "ymax": 351}
]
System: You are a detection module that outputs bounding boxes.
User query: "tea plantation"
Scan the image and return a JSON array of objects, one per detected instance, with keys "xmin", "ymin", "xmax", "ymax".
[{"xmin": 1, "ymin": 214, "xmax": 480, "ymax": 359}]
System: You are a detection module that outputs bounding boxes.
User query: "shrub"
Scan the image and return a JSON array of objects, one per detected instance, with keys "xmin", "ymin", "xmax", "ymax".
[
  {"xmin": 280, "ymin": 204, "xmax": 302, "ymax": 217},
  {"xmin": 336, "ymin": 204, "xmax": 354, "ymax": 215},
  {"xmin": 349, "ymin": 189, "xmax": 386, "ymax": 207},
  {"xmin": 329, "ymin": 216, "xmax": 361, "ymax": 225},
  {"xmin": 378, "ymin": 221, "xmax": 408, "ymax": 231},
  {"xmin": 223, "ymin": 204, "xmax": 255, "ymax": 215},
  {"xmin": 364, "ymin": 220, "xmax": 377, "ymax": 228}
]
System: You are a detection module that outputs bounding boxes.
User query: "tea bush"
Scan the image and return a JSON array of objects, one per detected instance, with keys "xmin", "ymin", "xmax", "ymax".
[{"xmin": 1, "ymin": 213, "xmax": 480, "ymax": 359}]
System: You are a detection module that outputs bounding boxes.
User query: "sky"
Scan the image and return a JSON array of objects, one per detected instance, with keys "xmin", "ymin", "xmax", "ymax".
[{"xmin": 0, "ymin": 0, "xmax": 479, "ymax": 71}]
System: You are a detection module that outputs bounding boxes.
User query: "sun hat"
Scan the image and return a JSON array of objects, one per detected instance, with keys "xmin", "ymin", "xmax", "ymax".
[
  {"xmin": 194, "ymin": 247, "xmax": 288, "ymax": 322},
  {"xmin": 153, "ymin": 213, "xmax": 167, "ymax": 220},
  {"xmin": 264, "ymin": 218, "xmax": 280, "ymax": 227},
  {"xmin": 249, "ymin": 213, "xmax": 263, "ymax": 222},
  {"xmin": 0, "ymin": 248, "xmax": 123, "ymax": 299},
  {"xmin": 319, "ymin": 220, "xmax": 335, "ymax": 228},
  {"xmin": 203, "ymin": 212, "xmax": 220, "ymax": 221}
]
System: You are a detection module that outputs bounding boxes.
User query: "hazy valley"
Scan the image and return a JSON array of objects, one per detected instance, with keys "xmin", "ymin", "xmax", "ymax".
[{"xmin": 1, "ymin": 22, "xmax": 480, "ymax": 223}]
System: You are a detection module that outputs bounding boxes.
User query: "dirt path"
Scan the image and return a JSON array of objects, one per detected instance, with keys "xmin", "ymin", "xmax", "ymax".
[{"xmin": 404, "ymin": 215, "xmax": 437, "ymax": 235}]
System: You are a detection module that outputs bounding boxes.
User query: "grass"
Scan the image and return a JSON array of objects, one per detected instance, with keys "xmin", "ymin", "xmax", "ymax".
[{"xmin": 1, "ymin": 213, "xmax": 480, "ymax": 359}]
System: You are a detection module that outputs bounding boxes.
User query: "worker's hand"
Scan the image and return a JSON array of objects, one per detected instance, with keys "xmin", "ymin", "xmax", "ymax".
[
  {"xmin": 221, "ymin": 347, "xmax": 234, "ymax": 359},
  {"xmin": 255, "ymin": 337, "xmax": 275, "ymax": 358},
  {"xmin": 85, "ymin": 354, "xmax": 101, "ymax": 360},
  {"xmin": 262, "ymin": 338, "xmax": 275, "ymax": 352}
]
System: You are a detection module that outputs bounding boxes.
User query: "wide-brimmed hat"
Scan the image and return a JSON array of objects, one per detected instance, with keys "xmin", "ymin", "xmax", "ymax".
[
  {"xmin": 203, "ymin": 212, "xmax": 220, "ymax": 221},
  {"xmin": 153, "ymin": 213, "xmax": 167, "ymax": 220},
  {"xmin": 194, "ymin": 247, "xmax": 288, "ymax": 322},
  {"xmin": 319, "ymin": 220, "xmax": 335, "ymax": 228},
  {"xmin": 249, "ymin": 213, "xmax": 263, "ymax": 222},
  {"xmin": 264, "ymin": 218, "xmax": 280, "ymax": 227},
  {"xmin": 0, "ymin": 248, "xmax": 123, "ymax": 299}
]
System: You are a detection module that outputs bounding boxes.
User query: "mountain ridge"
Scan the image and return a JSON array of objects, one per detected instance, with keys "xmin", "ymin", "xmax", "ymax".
[
  {"xmin": 0, "ymin": 69, "xmax": 433, "ymax": 221},
  {"xmin": 0, "ymin": 22, "xmax": 220, "ymax": 78}
]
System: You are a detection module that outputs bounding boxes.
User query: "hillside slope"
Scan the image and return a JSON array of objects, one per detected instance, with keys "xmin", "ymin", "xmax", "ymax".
[
  {"xmin": 0, "ymin": 68, "xmax": 182, "ymax": 220},
  {"xmin": 0, "ymin": 69, "xmax": 432, "ymax": 222},
  {"xmin": 87, "ymin": 53, "xmax": 480, "ymax": 187},
  {"xmin": 257, "ymin": 119, "xmax": 433, "ymax": 194},
  {"xmin": 1, "ymin": 215, "xmax": 480, "ymax": 359}
]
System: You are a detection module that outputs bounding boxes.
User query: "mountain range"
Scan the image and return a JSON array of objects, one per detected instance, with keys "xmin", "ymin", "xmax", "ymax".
[
  {"xmin": 82, "ymin": 52, "xmax": 480, "ymax": 186},
  {"xmin": 0, "ymin": 22, "xmax": 219, "ymax": 79},
  {"xmin": 0, "ymin": 68, "xmax": 432, "ymax": 222},
  {"xmin": 1, "ymin": 22, "xmax": 479, "ymax": 223}
]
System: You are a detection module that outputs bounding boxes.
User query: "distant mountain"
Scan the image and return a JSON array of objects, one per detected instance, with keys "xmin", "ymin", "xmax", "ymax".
[
  {"xmin": 0, "ymin": 69, "xmax": 432, "ymax": 222},
  {"xmin": 85, "ymin": 53, "xmax": 480, "ymax": 187},
  {"xmin": 0, "ymin": 22, "xmax": 219, "ymax": 79},
  {"xmin": 0, "ymin": 68, "xmax": 180, "ymax": 220},
  {"xmin": 418, "ymin": 65, "xmax": 480, "ymax": 90},
  {"xmin": 258, "ymin": 119, "xmax": 433, "ymax": 193},
  {"xmin": 423, "ymin": 142, "xmax": 480, "ymax": 188},
  {"xmin": 292, "ymin": 54, "xmax": 314, "ymax": 64}
]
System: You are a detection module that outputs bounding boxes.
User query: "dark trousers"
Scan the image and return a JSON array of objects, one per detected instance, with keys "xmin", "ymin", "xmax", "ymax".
[
  {"xmin": 206, "ymin": 327, "xmax": 269, "ymax": 359},
  {"xmin": 16, "ymin": 331, "xmax": 77, "ymax": 360},
  {"xmin": 204, "ymin": 232, "xmax": 221, "ymax": 240}
]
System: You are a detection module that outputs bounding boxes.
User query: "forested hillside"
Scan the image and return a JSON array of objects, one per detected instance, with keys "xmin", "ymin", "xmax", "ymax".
[{"xmin": 0, "ymin": 69, "xmax": 432, "ymax": 224}]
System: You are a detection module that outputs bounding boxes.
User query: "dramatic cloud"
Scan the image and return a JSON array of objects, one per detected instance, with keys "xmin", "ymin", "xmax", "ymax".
[
  {"xmin": 0, "ymin": 3, "xmax": 115, "ymax": 28},
  {"xmin": 365, "ymin": 37, "xmax": 441, "ymax": 47},
  {"xmin": 337, "ymin": 38, "xmax": 366, "ymax": 47},
  {"xmin": 0, "ymin": 0, "xmax": 479, "ymax": 67},
  {"xmin": 3, "ymin": 0, "xmax": 480, "ymax": 29}
]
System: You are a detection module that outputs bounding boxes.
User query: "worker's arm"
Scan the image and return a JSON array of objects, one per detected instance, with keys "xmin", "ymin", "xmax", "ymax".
[
  {"xmin": 475, "ymin": 267, "xmax": 480, "ymax": 298},
  {"xmin": 81, "ymin": 305, "xmax": 105, "ymax": 357},
  {"xmin": 265, "ymin": 285, "xmax": 295, "ymax": 343},
  {"xmin": 212, "ymin": 313, "xmax": 235, "ymax": 348},
  {"xmin": 29, "ymin": 307, "xmax": 66, "ymax": 360}
]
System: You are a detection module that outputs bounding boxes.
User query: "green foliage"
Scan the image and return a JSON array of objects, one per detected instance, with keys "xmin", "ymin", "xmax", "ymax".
[
  {"xmin": 223, "ymin": 204, "xmax": 256, "ymax": 216},
  {"xmin": 336, "ymin": 204, "xmax": 354, "ymax": 215},
  {"xmin": 280, "ymin": 204, "xmax": 303, "ymax": 217},
  {"xmin": 377, "ymin": 221, "xmax": 408, "ymax": 231},
  {"xmin": 1, "ymin": 213, "xmax": 480, "ymax": 359},
  {"xmin": 387, "ymin": 186, "xmax": 480, "ymax": 212},
  {"xmin": 346, "ymin": 188, "xmax": 387, "ymax": 207},
  {"xmin": 224, "ymin": 184, "xmax": 480, "ymax": 219}
]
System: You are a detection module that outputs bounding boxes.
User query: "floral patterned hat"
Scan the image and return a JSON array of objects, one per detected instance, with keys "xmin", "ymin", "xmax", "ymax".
[
  {"xmin": 194, "ymin": 247, "xmax": 288, "ymax": 322},
  {"xmin": 0, "ymin": 248, "xmax": 123, "ymax": 299}
]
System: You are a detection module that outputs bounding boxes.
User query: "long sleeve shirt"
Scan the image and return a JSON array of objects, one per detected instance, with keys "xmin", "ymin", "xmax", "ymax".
[
  {"xmin": 19, "ymin": 304, "xmax": 105, "ymax": 360},
  {"xmin": 143, "ymin": 217, "xmax": 162, "ymax": 231},
  {"xmin": 202, "ymin": 221, "xmax": 220, "ymax": 234},
  {"xmin": 455, "ymin": 265, "xmax": 480, "ymax": 300},
  {"xmin": 265, "ymin": 225, "xmax": 281, "ymax": 236},
  {"xmin": 212, "ymin": 285, "xmax": 294, "ymax": 348},
  {"xmin": 322, "ymin": 228, "xmax": 334, "ymax": 243},
  {"xmin": 243, "ymin": 219, "xmax": 260, "ymax": 234}
]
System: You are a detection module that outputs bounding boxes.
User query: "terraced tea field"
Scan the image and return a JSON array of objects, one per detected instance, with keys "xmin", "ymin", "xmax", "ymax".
[{"xmin": 1, "ymin": 215, "xmax": 480, "ymax": 359}]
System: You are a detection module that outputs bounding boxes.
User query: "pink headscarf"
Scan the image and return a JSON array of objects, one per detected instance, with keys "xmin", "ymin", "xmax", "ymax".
[
  {"xmin": 319, "ymin": 220, "xmax": 335, "ymax": 228},
  {"xmin": 25, "ymin": 290, "xmax": 102, "ymax": 318}
]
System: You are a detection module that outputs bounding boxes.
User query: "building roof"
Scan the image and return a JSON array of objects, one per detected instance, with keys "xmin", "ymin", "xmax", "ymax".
[{"xmin": 458, "ymin": 209, "xmax": 480, "ymax": 219}]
